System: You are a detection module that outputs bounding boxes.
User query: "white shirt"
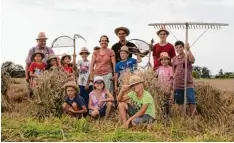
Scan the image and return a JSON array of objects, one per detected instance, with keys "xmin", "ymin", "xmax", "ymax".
[{"xmin": 77, "ymin": 60, "xmax": 92, "ymax": 86}]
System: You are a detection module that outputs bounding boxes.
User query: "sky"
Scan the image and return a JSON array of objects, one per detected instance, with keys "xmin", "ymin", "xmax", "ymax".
[{"xmin": 1, "ymin": 0, "xmax": 234, "ymax": 75}]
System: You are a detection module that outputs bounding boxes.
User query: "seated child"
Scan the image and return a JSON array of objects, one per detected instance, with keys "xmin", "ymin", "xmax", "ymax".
[
  {"xmin": 115, "ymin": 45, "xmax": 141, "ymax": 93},
  {"xmin": 29, "ymin": 51, "xmax": 46, "ymax": 89},
  {"xmin": 117, "ymin": 75, "xmax": 156, "ymax": 128},
  {"xmin": 88, "ymin": 76, "xmax": 114, "ymax": 119},
  {"xmin": 156, "ymin": 52, "xmax": 173, "ymax": 118},
  {"xmin": 62, "ymin": 81, "xmax": 88, "ymax": 118}
]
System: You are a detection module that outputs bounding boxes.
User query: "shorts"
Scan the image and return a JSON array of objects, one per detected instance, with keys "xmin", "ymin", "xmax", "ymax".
[
  {"xmin": 89, "ymin": 105, "xmax": 107, "ymax": 117},
  {"xmin": 174, "ymin": 88, "xmax": 196, "ymax": 104},
  {"xmin": 127, "ymin": 103, "xmax": 155, "ymax": 125}
]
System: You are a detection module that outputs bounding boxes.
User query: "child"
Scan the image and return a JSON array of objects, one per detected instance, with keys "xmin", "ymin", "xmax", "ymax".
[
  {"xmin": 77, "ymin": 47, "xmax": 92, "ymax": 105},
  {"xmin": 46, "ymin": 54, "xmax": 59, "ymax": 70},
  {"xmin": 88, "ymin": 76, "xmax": 114, "ymax": 119},
  {"xmin": 156, "ymin": 52, "xmax": 173, "ymax": 118},
  {"xmin": 172, "ymin": 41, "xmax": 196, "ymax": 117},
  {"xmin": 61, "ymin": 53, "xmax": 74, "ymax": 80},
  {"xmin": 62, "ymin": 81, "xmax": 88, "ymax": 117},
  {"xmin": 115, "ymin": 45, "xmax": 141, "ymax": 93},
  {"xmin": 29, "ymin": 50, "xmax": 46, "ymax": 89},
  {"xmin": 117, "ymin": 75, "xmax": 155, "ymax": 128}
]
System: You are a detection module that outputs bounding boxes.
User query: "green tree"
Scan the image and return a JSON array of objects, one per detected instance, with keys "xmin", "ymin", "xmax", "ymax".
[{"xmin": 201, "ymin": 66, "xmax": 211, "ymax": 78}]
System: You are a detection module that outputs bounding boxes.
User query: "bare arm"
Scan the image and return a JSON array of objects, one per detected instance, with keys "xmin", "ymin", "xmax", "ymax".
[
  {"xmin": 71, "ymin": 105, "xmax": 87, "ymax": 114},
  {"xmin": 117, "ymin": 85, "xmax": 130, "ymax": 102},
  {"xmin": 111, "ymin": 55, "xmax": 116, "ymax": 74},
  {"xmin": 102, "ymin": 90, "xmax": 114, "ymax": 102},
  {"xmin": 185, "ymin": 43, "xmax": 195, "ymax": 63},
  {"xmin": 29, "ymin": 71, "xmax": 38, "ymax": 78},
  {"xmin": 89, "ymin": 54, "xmax": 96, "ymax": 81},
  {"xmin": 88, "ymin": 96, "xmax": 95, "ymax": 110}
]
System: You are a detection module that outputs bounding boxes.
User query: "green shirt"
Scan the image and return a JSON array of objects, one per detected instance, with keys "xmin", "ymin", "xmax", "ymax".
[{"xmin": 128, "ymin": 90, "xmax": 156, "ymax": 119}]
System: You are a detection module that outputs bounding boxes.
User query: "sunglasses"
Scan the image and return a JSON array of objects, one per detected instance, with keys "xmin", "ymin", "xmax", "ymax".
[{"xmin": 94, "ymin": 80, "xmax": 104, "ymax": 84}]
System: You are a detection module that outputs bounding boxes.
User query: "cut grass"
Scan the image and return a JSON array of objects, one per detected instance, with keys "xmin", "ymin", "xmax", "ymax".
[{"xmin": 1, "ymin": 113, "xmax": 234, "ymax": 142}]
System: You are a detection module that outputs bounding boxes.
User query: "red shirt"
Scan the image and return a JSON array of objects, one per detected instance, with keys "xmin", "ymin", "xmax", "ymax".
[
  {"xmin": 29, "ymin": 62, "xmax": 46, "ymax": 74},
  {"xmin": 63, "ymin": 65, "xmax": 73, "ymax": 73},
  {"xmin": 152, "ymin": 43, "xmax": 176, "ymax": 69}
]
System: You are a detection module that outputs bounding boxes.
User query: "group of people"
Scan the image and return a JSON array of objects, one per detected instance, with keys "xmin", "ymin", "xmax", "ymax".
[{"xmin": 25, "ymin": 26, "xmax": 196, "ymax": 128}]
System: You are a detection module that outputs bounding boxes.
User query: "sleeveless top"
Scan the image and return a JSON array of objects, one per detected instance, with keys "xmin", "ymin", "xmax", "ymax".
[{"xmin": 89, "ymin": 91, "xmax": 106, "ymax": 108}]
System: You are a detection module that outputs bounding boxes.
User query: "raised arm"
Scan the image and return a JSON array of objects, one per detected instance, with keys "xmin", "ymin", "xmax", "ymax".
[
  {"xmin": 185, "ymin": 43, "xmax": 195, "ymax": 63},
  {"xmin": 117, "ymin": 85, "xmax": 130, "ymax": 102},
  {"xmin": 89, "ymin": 54, "xmax": 96, "ymax": 82}
]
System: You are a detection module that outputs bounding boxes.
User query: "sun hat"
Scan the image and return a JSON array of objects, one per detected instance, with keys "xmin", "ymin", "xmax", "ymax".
[
  {"xmin": 119, "ymin": 45, "xmax": 129, "ymax": 53},
  {"xmin": 36, "ymin": 32, "xmax": 48, "ymax": 40},
  {"xmin": 61, "ymin": 53, "xmax": 71, "ymax": 62},
  {"xmin": 129, "ymin": 75, "xmax": 144, "ymax": 87},
  {"xmin": 79, "ymin": 47, "xmax": 90, "ymax": 55},
  {"xmin": 156, "ymin": 26, "xmax": 170, "ymax": 36},
  {"xmin": 47, "ymin": 54, "xmax": 57, "ymax": 62},
  {"xmin": 94, "ymin": 76, "xmax": 104, "ymax": 83},
  {"xmin": 94, "ymin": 46, "xmax": 100, "ymax": 50},
  {"xmin": 31, "ymin": 50, "xmax": 45, "ymax": 61},
  {"xmin": 63, "ymin": 81, "xmax": 79, "ymax": 93},
  {"xmin": 159, "ymin": 52, "xmax": 170, "ymax": 60},
  {"xmin": 114, "ymin": 27, "xmax": 130, "ymax": 36}
]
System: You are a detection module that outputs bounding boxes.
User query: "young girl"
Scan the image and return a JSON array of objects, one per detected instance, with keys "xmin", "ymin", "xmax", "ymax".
[
  {"xmin": 88, "ymin": 76, "xmax": 114, "ymax": 119},
  {"xmin": 156, "ymin": 52, "xmax": 173, "ymax": 118},
  {"xmin": 172, "ymin": 41, "xmax": 196, "ymax": 117},
  {"xmin": 29, "ymin": 51, "xmax": 46, "ymax": 89},
  {"xmin": 46, "ymin": 54, "xmax": 59, "ymax": 70},
  {"xmin": 77, "ymin": 47, "xmax": 92, "ymax": 105},
  {"xmin": 61, "ymin": 53, "xmax": 74, "ymax": 80}
]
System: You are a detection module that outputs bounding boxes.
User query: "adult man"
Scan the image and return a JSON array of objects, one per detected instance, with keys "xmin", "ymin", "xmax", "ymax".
[
  {"xmin": 25, "ymin": 32, "xmax": 54, "ymax": 82},
  {"xmin": 152, "ymin": 27, "xmax": 176, "ymax": 70},
  {"xmin": 117, "ymin": 75, "xmax": 155, "ymax": 128},
  {"xmin": 112, "ymin": 27, "xmax": 149, "ymax": 63}
]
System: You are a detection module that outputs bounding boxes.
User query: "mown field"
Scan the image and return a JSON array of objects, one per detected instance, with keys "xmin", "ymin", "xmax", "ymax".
[{"xmin": 1, "ymin": 76, "xmax": 234, "ymax": 142}]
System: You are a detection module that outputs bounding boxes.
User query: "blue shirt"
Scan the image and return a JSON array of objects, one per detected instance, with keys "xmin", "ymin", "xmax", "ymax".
[
  {"xmin": 115, "ymin": 58, "xmax": 137, "ymax": 76},
  {"xmin": 66, "ymin": 95, "xmax": 87, "ymax": 109}
]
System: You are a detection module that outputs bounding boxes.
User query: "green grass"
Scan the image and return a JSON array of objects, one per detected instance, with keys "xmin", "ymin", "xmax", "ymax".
[{"xmin": 1, "ymin": 113, "xmax": 234, "ymax": 142}]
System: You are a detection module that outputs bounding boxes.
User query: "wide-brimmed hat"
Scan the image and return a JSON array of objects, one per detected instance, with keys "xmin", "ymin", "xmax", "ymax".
[
  {"xmin": 36, "ymin": 32, "xmax": 48, "ymax": 40},
  {"xmin": 63, "ymin": 81, "xmax": 79, "ymax": 93},
  {"xmin": 47, "ymin": 54, "xmax": 57, "ymax": 62},
  {"xmin": 156, "ymin": 26, "xmax": 170, "ymax": 35},
  {"xmin": 129, "ymin": 75, "xmax": 144, "ymax": 87},
  {"xmin": 114, "ymin": 27, "xmax": 130, "ymax": 36},
  {"xmin": 159, "ymin": 52, "xmax": 170, "ymax": 60},
  {"xmin": 31, "ymin": 50, "xmax": 45, "ymax": 61},
  {"xmin": 119, "ymin": 45, "xmax": 129, "ymax": 53},
  {"xmin": 94, "ymin": 76, "xmax": 104, "ymax": 83},
  {"xmin": 79, "ymin": 47, "xmax": 90, "ymax": 55},
  {"xmin": 61, "ymin": 53, "xmax": 71, "ymax": 62}
]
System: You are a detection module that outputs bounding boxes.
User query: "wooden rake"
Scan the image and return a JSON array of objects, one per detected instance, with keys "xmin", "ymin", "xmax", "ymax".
[{"xmin": 148, "ymin": 22, "xmax": 228, "ymax": 115}]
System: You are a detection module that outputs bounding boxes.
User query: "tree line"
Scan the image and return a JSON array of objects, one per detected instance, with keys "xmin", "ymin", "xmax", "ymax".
[{"xmin": 1, "ymin": 61, "xmax": 233, "ymax": 79}]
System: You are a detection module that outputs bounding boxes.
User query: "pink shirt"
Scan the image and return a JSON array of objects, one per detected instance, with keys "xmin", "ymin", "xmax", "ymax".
[
  {"xmin": 93, "ymin": 49, "xmax": 115, "ymax": 76},
  {"xmin": 156, "ymin": 66, "xmax": 173, "ymax": 91}
]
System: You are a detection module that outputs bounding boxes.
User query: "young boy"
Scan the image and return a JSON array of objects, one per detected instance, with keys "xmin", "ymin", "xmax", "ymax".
[
  {"xmin": 118, "ymin": 75, "xmax": 155, "ymax": 128},
  {"xmin": 172, "ymin": 41, "xmax": 196, "ymax": 117},
  {"xmin": 29, "ymin": 51, "xmax": 46, "ymax": 89},
  {"xmin": 62, "ymin": 81, "xmax": 88, "ymax": 117},
  {"xmin": 77, "ymin": 47, "xmax": 92, "ymax": 105},
  {"xmin": 115, "ymin": 45, "xmax": 141, "ymax": 93}
]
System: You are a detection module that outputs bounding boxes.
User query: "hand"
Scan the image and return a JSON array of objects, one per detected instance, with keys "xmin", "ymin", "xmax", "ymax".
[
  {"xmin": 68, "ymin": 107, "xmax": 75, "ymax": 113},
  {"xmin": 185, "ymin": 43, "xmax": 190, "ymax": 51},
  {"xmin": 98, "ymin": 99, "xmax": 104, "ymax": 107},
  {"xmin": 125, "ymin": 118, "xmax": 133, "ymax": 129},
  {"xmin": 121, "ymin": 85, "xmax": 129, "ymax": 92},
  {"xmin": 84, "ymin": 85, "xmax": 89, "ymax": 91}
]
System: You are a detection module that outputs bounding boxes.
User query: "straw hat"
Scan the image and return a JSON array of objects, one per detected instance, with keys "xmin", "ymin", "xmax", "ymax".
[
  {"xmin": 159, "ymin": 52, "xmax": 170, "ymax": 60},
  {"xmin": 156, "ymin": 26, "xmax": 170, "ymax": 35},
  {"xmin": 47, "ymin": 54, "xmax": 57, "ymax": 62},
  {"xmin": 94, "ymin": 76, "xmax": 104, "ymax": 83},
  {"xmin": 79, "ymin": 47, "xmax": 90, "ymax": 55},
  {"xmin": 129, "ymin": 75, "xmax": 144, "ymax": 87},
  {"xmin": 36, "ymin": 32, "xmax": 48, "ymax": 40},
  {"xmin": 61, "ymin": 53, "xmax": 71, "ymax": 61},
  {"xmin": 114, "ymin": 27, "xmax": 130, "ymax": 36},
  {"xmin": 31, "ymin": 50, "xmax": 45, "ymax": 61},
  {"xmin": 119, "ymin": 45, "xmax": 129, "ymax": 53},
  {"xmin": 63, "ymin": 81, "xmax": 79, "ymax": 93}
]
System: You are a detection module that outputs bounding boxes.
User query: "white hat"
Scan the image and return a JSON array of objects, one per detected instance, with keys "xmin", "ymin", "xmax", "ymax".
[{"xmin": 94, "ymin": 76, "xmax": 104, "ymax": 83}]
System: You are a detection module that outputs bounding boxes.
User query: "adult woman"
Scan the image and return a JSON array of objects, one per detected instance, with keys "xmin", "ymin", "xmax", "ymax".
[{"xmin": 90, "ymin": 35, "xmax": 116, "ymax": 93}]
